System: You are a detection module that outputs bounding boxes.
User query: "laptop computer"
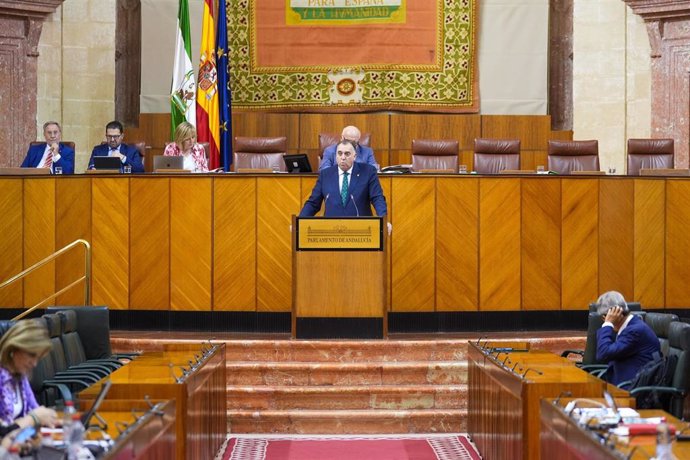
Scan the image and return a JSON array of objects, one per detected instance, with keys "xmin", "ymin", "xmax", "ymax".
[
  {"xmin": 93, "ymin": 156, "xmax": 122, "ymax": 170},
  {"xmin": 153, "ymin": 155, "xmax": 185, "ymax": 171}
]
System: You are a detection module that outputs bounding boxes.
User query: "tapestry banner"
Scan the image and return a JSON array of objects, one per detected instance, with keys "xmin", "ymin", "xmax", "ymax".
[{"xmin": 227, "ymin": 0, "xmax": 478, "ymax": 112}]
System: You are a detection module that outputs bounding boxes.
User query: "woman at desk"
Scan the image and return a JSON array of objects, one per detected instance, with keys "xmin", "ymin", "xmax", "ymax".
[
  {"xmin": 0, "ymin": 320, "xmax": 58, "ymax": 433},
  {"xmin": 163, "ymin": 122, "xmax": 209, "ymax": 173}
]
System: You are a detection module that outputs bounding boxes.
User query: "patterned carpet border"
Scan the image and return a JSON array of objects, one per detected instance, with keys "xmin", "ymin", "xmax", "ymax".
[{"xmin": 216, "ymin": 434, "xmax": 481, "ymax": 460}]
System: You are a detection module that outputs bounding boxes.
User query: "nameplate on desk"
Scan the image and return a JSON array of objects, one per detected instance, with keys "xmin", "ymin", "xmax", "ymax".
[
  {"xmin": 295, "ymin": 217, "xmax": 383, "ymax": 251},
  {"xmin": 0, "ymin": 167, "xmax": 50, "ymax": 176}
]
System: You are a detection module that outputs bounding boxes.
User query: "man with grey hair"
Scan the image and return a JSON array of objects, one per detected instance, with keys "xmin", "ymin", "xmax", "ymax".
[
  {"xmin": 595, "ymin": 290, "xmax": 659, "ymax": 386},
  {"xmin": 320, "ymin": 125, "xmax": 379, "ymax": 171}
]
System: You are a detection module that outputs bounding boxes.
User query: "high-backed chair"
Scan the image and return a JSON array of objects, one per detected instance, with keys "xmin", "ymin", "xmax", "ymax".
[
  {"xmin": 473, "ymin": 138, "xmax": 520, "ymax": 174},
  {"xmin": 234, "ymin": 136, "xmax": 287, "ymax": 172},
  {"xmin": 547, "ymin": 140, "xmax": 599, "ymax": 174},
  {"xmin": 627, "ymin": 138, "xmax": 674, "ymax": 175},
  {"xmin": 644, "ymin": 312, "xmax": 680, "ymax": 357},
  {"xmin": 318, "ymin": 132, "xmax": 372, "ymax": 159},
  {"xmin": 411, "ymin": 139, "xmax": 459, "ymax": 172}
]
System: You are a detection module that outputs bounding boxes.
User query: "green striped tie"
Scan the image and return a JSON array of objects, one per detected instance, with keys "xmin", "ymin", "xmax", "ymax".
[{"xmin": 341, "ymin": 172, "xmax": 349, "ymax": 206}]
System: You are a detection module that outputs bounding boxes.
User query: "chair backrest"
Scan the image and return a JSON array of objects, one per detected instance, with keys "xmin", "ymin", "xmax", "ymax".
[
  {"xmin": 56, "ymin": 310, "xmax": 88, "ymax": 367},
  {"xmin": 582, "ymin": 312, "xmax": 605, "ymax": 365},
  {"xmin": 588, "ymin": 302, "xmax": 642, "ymax": 313},
  {"xmin": 234, "ymin": 136, "xmax": 288, "ymax": 172},
  {"xmin": 411, "ymin": 139, "xmax": 459, "ymax": 172},
  {"xmin": 318, "ymin": 132, "xmax": 372, "ymax": 159},
  {"xmin": 644, "ymin": 312, "xmax": 680, "ymax": 357},
  {"xmin": 473, "ymin": 138, "xmax": 521, "ymax": 174},
  {"xmin": 47, "ymin": 306, "xmax": 114, "ymax": 360},
  {"xmin": 200, "ymin": 142, "xmax": 210, "ymax": 161},
  {"xmin": 547, "ymin": 140, "xmax": 599, "ymax": 174},
  {"xmin": 666, "ymin": 321, "xmax": 690, "ymax": 418},
  {"xmin": 627, "ymin": 138, "xmax": 674, "ymax": 176}
]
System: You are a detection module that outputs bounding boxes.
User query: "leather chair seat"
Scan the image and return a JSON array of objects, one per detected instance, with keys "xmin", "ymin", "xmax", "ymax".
[
  {"xmin": 234, "ymin": 136, "xmax": 288, "ymax": 172},
  {"xmin": 547, "ymin": 140, "xmax": 599, "ymax": 174},
  {"xmin": 411, "ymin": 139, "xmax": 459, "ymax": 172},
  {"xmin": 627, "ymin": 138, "xmax": 674, "ymax": 175},
  {"xmin": 473, "ymin": 138, "xmax": 520, "ymax": 174}
]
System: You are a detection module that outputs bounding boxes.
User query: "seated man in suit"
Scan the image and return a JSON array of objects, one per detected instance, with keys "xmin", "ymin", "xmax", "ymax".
[
  {"xmin": 20, "ymin": 121, "xmax": 74, "ymax": 174},
  {"xmin": 595, "ymin": 290, "xmax": 660, "ymax": 386},
  {"xmin": 300, "ymin": 140, "xmax": 387, "ymax": 218},
  {"xmin": 87, "ymin": 120, "xmax": 144, "ymax": 173},
  {"xmin": 320, "ymin": 125, "xmax": 379, "ymax": 171}
]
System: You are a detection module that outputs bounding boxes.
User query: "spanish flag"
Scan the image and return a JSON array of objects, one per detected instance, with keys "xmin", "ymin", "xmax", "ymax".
[{"xmin": 196, "ymin": 0, "xmax": 220, "ymax": 169}]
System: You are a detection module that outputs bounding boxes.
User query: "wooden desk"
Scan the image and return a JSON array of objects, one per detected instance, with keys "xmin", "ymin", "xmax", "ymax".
[
  {"xmin": 541, "ymin": 399, "xmax": 690, "ymax": 460},
  {"xmin": 468, "ymin": 342, "xmax": 626, "ymax": 460},
  {"xmin": 80, "ymin": 344, "xmax": 226, "ymax": 460}
]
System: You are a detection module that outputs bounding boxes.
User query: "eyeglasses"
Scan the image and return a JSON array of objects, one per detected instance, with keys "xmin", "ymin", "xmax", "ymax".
[{"xmin": 106, "ymin": 134, "xmax": 122, "ymax": 140}]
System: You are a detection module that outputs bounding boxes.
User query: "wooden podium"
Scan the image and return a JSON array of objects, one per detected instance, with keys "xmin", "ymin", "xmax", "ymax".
[{"xmin": 292, "ymin": 216, "xmax": 387, "ymax": 339}]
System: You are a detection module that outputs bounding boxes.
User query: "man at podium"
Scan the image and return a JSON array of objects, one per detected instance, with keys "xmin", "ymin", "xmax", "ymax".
[{"xmin": 300, "ymin": 140, "xmax": 387, "ymax": 217}]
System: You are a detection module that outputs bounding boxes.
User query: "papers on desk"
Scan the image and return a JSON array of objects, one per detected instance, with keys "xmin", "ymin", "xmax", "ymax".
[{"xmin": 572, "ymin": 407, "xmax": 639, "ymax": 426}]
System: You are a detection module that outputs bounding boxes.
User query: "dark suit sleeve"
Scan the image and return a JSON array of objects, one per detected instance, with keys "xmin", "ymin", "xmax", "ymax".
[
  {"xmin": 596, "ymin": 325, "xmax": 641, "ymax": 362},
  {"xmin": 368, "ymin": 169, "xmax": 387, "ymax": 217},
  {"xmin": 320, "ymin": 145, "xmax": 335, "ymax": 170},
  {"xmin": 20, "ymin": 149, "xmax": 32, "ymax": 168},
  {"xmin": 56, "ymin": 145, "xmax": 75, "ymax": 174},
  {"xmin": 361, "ymin": 146, "xmax": 379, "ymax": 170},
  {"xmin": 125, "ymin": 145, "xmax": 145, "ymax": 173},
  {"xmin": 87, "ymin": 146, "xmax": 99, "ymax": 170},
  {"xmin": 299, "ymin": 171, "xmax": 325, "ymax": 216}
]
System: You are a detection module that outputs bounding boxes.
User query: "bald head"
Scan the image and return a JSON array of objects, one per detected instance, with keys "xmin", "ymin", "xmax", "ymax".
[{"xmin": 341, "ymin": 126, "xmax": 361, "ymax": 143}]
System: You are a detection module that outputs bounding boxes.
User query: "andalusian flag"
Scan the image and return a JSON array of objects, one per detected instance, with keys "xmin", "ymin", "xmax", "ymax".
[
  {"xmin": 196, "ymin": 0, "xmax": 220, "ymax": 169},
  {"xmin": 170, "ymin": 0, "xmax": 195, "ymax": 134}
]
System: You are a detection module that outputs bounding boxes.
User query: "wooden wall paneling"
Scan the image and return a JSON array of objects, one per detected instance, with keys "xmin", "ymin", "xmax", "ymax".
[
  {"xmin": 213, "ymin": 177, "xmax": 257, "ymax": 311},
  {"xmin": 390, "ymin": 114, "xmax": 481, "ymax": 153},
  {"xmin": 92, "ymin": 178, "xmax": 130, "ymax": 310},
  {"xmin": 0, "ymin": 179, "xmax": 23, "ymax": 307},
  {"xmin": 232, "ymin": 112, "xmax": 300, "ymax": 149},
  {"xmin": 479, "ymin": 178, "xmax": 521, "ymax": 310},
  {"xmin": 633, "ymin": 179, "xmax": 665, "ymax": 308},
  {"xmin": 561, "ymin": 179, "xmax": 599, "ymax": 309},
  {"xmin": 598, "ymin": 179, "xmax": 634, "ymax": 300},
  {"xmin": 665, "ymin": 179, "xmax": 690, "ymax": 307},
  {"xmin": 55, "ymin": 177, "xmax": 92, "ymax": 305},
  {"xmin": 379, "ymin": 177, "xmax": 392, "ymax": 311},
  {"xmin": 170, "ymin": 178, "xmax": 212, "ymax": 311},
  {"xmin": 460, "ymin": 150, "xmax": 474, "ymax": 172},
  {"xmin": 480, "ymin": 115, "xmax": 552, "ymax": 150},
  {"xmin": 437, "ymin": 177, "xmax": 479, "ymax": 311},
  {"xmin": 522, "ymin": 178, "xmax": 561, "ymax": 310},
  {"xmin": 520, "ymin": 151, "xmax": 548, "ymax": 171},
  {"xmin": 23, "ymin": 178, "xmax": 55, "ymax": 308},
  {"xmin": 130, "ymin": 177, "xmax": 169, "ymax": 310},
  {"xmin": 256, "ymin": 177, "xmax": 301, "ymax": 312},
  {"xmin": 391, "ymin": 178, "xmax": 436, "ymax": 312},
  {"xmin": 126, "ymin": 113, "xmax": 171, "ymax": 172},
  {"xmin": 388, "ymin": 149, "xmax": 411, "ymax": 167}
]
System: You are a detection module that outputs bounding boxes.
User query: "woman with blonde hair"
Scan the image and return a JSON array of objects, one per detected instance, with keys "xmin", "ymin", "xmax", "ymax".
[
  {"xmin": 163, "ymin": 121, "xmax": 209, "ymax": 172},
  {"xmin": 0, "ymin": 320, "xmax": 58, "ymax": 433}
]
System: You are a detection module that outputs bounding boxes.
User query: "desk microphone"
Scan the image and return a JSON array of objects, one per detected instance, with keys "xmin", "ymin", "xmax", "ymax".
[
  {"xmin": 476, "ymin": 336, "xmax": 488, "ymax": 348},
  {"xmin": 554, "ymin": 390, "xmax": 572, "ymax": 406},
  {"xmin": 521, "ymin": 367, "xmax": 544, "ymax": 378},
  {"xmin": 350, "ymin": 194, "xmax": 359, "ymax": 216}
]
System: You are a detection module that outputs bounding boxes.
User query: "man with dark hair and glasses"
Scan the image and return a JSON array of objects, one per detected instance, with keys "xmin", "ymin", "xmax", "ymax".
[
  {"xmin": 595, "ymin": 290, "xmax": 659, "ymax": 386},
  {"xmin": 320, "ymin": 125, "xmax": 379, "ymax": 171},
  {"xmin": 87, "ymin": 120, "xmax": 144, "ymax": 172}
]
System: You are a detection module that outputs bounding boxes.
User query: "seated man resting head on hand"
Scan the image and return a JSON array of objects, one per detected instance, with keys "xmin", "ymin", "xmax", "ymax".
[{"xmin": 595, "ymin": 290, "xmax": 660, "ymax": 386}]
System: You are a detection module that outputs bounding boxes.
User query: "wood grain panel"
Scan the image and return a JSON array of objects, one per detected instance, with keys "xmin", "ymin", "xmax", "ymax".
[
  {"xmin": 437, "ymin": 177, "xmax": 478, "ymax": 311},
  {"xmin": 257, "ymin": 177, "xmax": 301, "ymax": 312},
  {"xmin": 23, "ymin": 178, "xmax": 55, "ymax": 308},
  {"xmin": 599, "ymin": 179, "xmax": 634, "ymax": 299},
  {"xmin": 561, "ymin": 179, "xmax": 599, "ymax": 310},
  {"xmin": 391, "ymin": 178, "xmax": 435, "ymax": 311},
  {"xmin": 479, "ymin": 179, "xmax": 521, "ymax": 310},
  {"xmin": 390, "ymin": 114, "xmax": 481, "ymax": 151},
  {"xmin": 92, "ymin": 178, "xmax": 130, "ymax": 310},
  {"xmin": 666, "ymin": 180, "xmax": 690, "ymax": 307},
  {"xmin": 232, "ymin": 112, "xmax": 301, "ymax": 151},
  {"xmin": 633, "ymin": 179, "xmax": 665, "ymax": 308},
  {"xmin": 379, "ymin": 176, "xmax": 392, "ymax": 311},
  {"xmin": 480, "ymin": 115, "xmax": 553, "ymax": 150},
  {"xmin": 214, "ymin": 177, "xmax": 256, "ymax": 311},
  {"xmin": 0, "ymin": 179, "xmax": 23, "ymax": 307},
  {"xmin": 522, "ymin": 178, "xmax": 561, "ymax": 310},
  {"xmin": 298, "ymin": 113, "xmax": 390, "ymax": 149},
  {"xmin": 170, "ymin": 178, "xmax": 212, "ymax": 311},
  {"xmin": 299, "ymin": 176, "xmax": 319, "ymax": 215},
  {"xmin": 56, "ymin": 177, "xmax": 91, "ymax": 305},
  {"xmin": 130, "ymin": 178, "xmax": 169, "ymax": 310}
]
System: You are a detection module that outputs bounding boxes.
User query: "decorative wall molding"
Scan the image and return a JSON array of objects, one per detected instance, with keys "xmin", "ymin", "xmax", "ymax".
[
  {"xmin": 624, "ymin": 0, "xmax": 690, "ymax": 167},
  {"xmin": 0, "ymin": 0, "xmax": 64, "ymax": 167}
]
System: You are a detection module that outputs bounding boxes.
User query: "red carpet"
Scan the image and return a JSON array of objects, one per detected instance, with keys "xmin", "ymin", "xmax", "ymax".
[{"xmin": 217, "ymin": 434, "xmax": 481, "ymax": 460}]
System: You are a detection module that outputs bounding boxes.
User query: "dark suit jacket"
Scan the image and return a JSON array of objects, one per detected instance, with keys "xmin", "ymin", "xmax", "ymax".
[
  {"xmin": 596, "ymin": 315, "xmax": 660, "ymax": 385},
  {"xmin": 88, "ymin": 143, "xmax": 144, "ymax": 173},
  {"xmin": 21, "ymin": 142, "xmax": 75, "ymax": 174},
  {"xmin": 299, "ymin": 163, "xmax": 387, "ymax": 217}
]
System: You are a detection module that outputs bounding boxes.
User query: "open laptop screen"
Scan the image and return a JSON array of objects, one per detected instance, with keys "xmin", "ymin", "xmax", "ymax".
[{"xmin": 93, "ymin": 156, "xmax": 122, "ymax": 170}]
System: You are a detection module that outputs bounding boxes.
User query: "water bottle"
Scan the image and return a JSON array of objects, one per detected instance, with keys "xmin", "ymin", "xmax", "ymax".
[
  {"xmin": 655, "ymin": 422, "xmax": 675, "ymax": 460},
  {"xmin": 7, "ymin": 445, "xmax": 21, "ymax": 460},
  {"xmin": 65, "ymin": 412, "xmax": 85, "ymax": 460},
  {"xmin": 63, "ymin": 400, "xmax": 76, "ymax": 428}
]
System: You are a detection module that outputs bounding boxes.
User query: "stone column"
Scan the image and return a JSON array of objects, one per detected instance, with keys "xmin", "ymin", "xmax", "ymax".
[
  {"xmin": 0, "ymin": 0, "xmax": 64, "ymax": 167},
  {"xmin": 624, "ymin": 0, "xmax": 690, "ymax": 167}
]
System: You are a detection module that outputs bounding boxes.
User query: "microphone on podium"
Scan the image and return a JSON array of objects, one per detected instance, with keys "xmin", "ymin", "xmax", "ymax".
[{"xmin": 350, "ymin": 194, "xmax": 359, "ymax": 217}]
